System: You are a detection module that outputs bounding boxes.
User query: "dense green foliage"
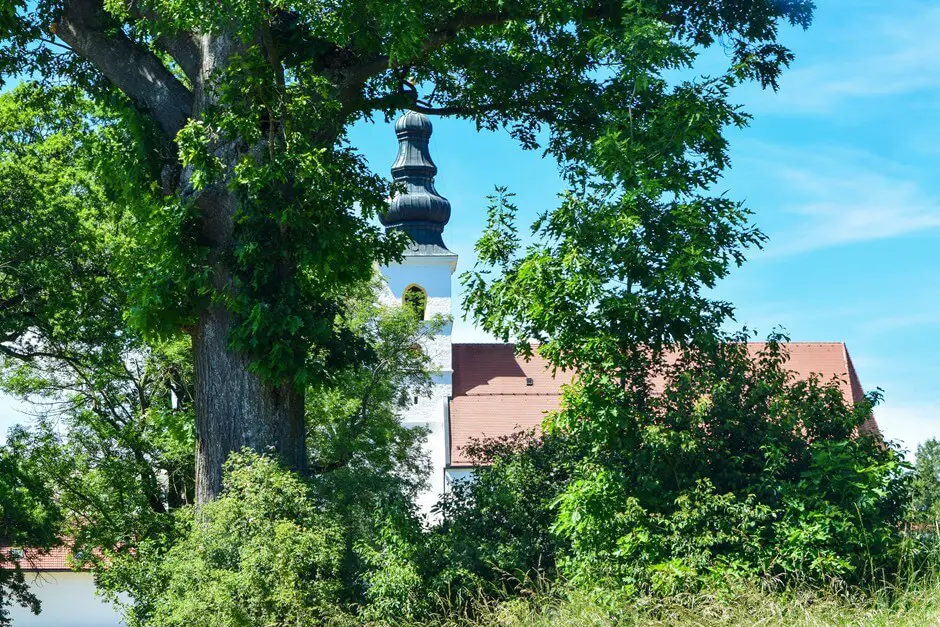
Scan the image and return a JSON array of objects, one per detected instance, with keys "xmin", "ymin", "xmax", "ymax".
[
  {"xmin": 104, "ymin": 337, "xmax": 917, "ymax": 625},
  {"xmin": 434, "ymin": 340, "xmax": 909, "ymax": 597},
  {"xmin": 42, "ymin": 293, "xmax": 436, "ymax": 625},
  {"xmin": 0, "ymin": 0, "xmax": 814, "ymax": 384},
  {"xmin": 0, "ymin": 444, "xmax": 61, "ymax": 626},
  {"xmin": 113, "ymin": 452, "xmax": 350, "ymax": 626},
  {"xmin": 0, "ymin": 83, "xmax": 435, "ymax": 611},
  {"xmin": 1, "ymin": 0, "xmax": 819, "ymax": 509},
  {"xmin": 1, "ymin": 2, "xmax": 404, "ymax": 385},
  {"xmin": 0, "ymin": 80, "xmax": 196, "ymax": 568},
  {"xmin": 4, "ymin": 1, "xmax": 930, "ymax": 625},
  {"xmin": 0, "ymin": 78, "xmax": 433, "ymax": 616},
  {"xmin": 2, "ymin": 288, "xmax": 438, "ymax": 623}
]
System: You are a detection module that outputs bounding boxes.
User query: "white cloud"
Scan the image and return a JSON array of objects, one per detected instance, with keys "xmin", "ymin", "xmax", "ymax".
[
  {"xmin": 745, "ymin": 2, "xmax": 940, "ymax": 114},
  {"xmin": 737, "ymin": 143, "xmax": 940, "ymax": 255}
]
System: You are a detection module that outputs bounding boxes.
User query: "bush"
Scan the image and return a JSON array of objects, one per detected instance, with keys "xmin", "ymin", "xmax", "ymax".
[
  {"xmin": 103, "ymin": 449, "xmax": 438, "ymax": 627},
  {"xmin": 119, "ymin": 452, "xmax": 348, "ymax": 626},
  {"xmin": 913, "ymin": 439, "xmax": 940, "ymax": 523},
  {"xmin": 434, "ymin": 339, "xmax": 911, "ymax": 600},
  {"xmin": 98, "ymin": 341, "xmax": 916, "ymax": 625},
  {"xmin": 430, "ymin": 431, "xmax": 572, "ymax": 597}
]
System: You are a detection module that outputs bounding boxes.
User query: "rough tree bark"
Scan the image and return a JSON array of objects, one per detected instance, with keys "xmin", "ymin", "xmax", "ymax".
[
  {"xmin": 59, "ymin": 8, "xmax": 311, "ymax": 502},
  {"xmin": 57, "ymin": 6, "xmax": 321, "ymax": 502},
  {"xmin": 193, "ymin": 302, "xmax": 306, "ymax": 503}
]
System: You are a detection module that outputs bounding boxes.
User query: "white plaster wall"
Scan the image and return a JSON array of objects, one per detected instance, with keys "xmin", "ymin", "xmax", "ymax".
[
  {"xmin": 8, "ymin": 572, "xmax": 124, "ymax": 626},
  {"xmin": 379, "ymin": 255, "xmax": 456, "ymax": 518}
]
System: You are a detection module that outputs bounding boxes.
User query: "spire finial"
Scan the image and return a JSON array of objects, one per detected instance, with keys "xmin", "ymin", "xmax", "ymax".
[{"xmin": 380, "ymin": 110, "xmax": 452, "ymax": 252}]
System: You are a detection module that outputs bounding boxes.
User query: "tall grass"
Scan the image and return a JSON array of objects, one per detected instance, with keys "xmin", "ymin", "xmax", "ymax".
[
  {"xmin": 398, "ymin": 530, "xmax": 940, "ymax": 627},
  {"xmin": 415, "ymin": 577, "xmax": 940, "ymax": 626}
]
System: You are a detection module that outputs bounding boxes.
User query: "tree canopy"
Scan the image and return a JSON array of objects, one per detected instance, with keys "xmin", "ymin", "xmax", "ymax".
[{"xmin": 1, "ymin": 0, "xmax": 815, "ymax": 500}]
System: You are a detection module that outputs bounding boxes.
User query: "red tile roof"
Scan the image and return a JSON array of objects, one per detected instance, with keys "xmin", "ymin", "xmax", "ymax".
[
  {"xmin": 0, "ymin": 545, "xmax": 76, "ymax": 571},
  {"xmin": 448, "ymin": 342, "xmax": 876, "ymax": 467}
]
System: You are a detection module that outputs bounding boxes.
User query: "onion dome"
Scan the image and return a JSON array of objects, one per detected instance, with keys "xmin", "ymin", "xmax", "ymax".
[{"xmin": 381, "ymin": 110, "xmax": 452, "ymax": 254}]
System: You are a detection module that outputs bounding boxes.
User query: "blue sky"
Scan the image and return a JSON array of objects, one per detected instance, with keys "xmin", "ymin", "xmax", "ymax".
[
  {"xmin": 346, "ymin": 0, "xmax": 940, "ymax": 455},
  {"xmin": 2, "ymin": 0, "xmax": 938, "ymax": 454}
]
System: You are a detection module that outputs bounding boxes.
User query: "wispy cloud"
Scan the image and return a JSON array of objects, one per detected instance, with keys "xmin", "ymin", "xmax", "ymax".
[
  {"xmin": 745, "ymin": 1, "xmax": 940, "ymax": 114},
  {"xmin": 737, "ymin": 143, "xmax": 940, "ymax": 255},
  {"xmin": 860, "ymin": 313, "xmax": 940, "ymax": 334}
]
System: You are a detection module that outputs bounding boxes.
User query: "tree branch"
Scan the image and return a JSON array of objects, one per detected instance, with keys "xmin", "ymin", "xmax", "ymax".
[
  {"xmin": 350, "ymin": 12, "xmax": 514, "ymax": 83},
  {"xmin": 357, "ymin": 84, "xmax": 512, "ymax": 118},
  {"xmin": 55, "ymin": 0, "xmax": 194, "ymax": 139},
  {"xmin": 349, "ymin": 3, "xmax": 622, "ymax": 87},
  {"xmin": 126, "ymin": 1, "xmax": 200, "ymax": 84},
  {"xmin": 154, "ymin": 32, "xmax": 200, "ymax": 84}
]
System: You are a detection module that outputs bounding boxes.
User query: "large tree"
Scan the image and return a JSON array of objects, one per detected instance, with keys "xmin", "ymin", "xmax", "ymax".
[
  {"xmin": 1, "ymin": 0, "xmax": 812, "ymax": 501},
  {"xmin": 0, "ymin": 82, "xmax": 441, "ymax": 621}
]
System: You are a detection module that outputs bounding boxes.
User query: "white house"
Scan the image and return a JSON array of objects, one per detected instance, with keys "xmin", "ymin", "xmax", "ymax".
[{"xmin": 0, "ymin": 546, "xmax": 123, "ymax": 626}]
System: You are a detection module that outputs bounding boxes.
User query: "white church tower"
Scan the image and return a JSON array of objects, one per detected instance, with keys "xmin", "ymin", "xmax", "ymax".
[{"xmin": 378, "ymin": 110, "xmax": 456, "ymax": 516}]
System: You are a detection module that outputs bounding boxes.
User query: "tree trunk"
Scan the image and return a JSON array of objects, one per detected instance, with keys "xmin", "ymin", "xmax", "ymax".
[
  {"xmin": 193, "ymin": 302, "xmax": 306, "ymax": 503},
  {"xmin": 184, "ymin": 30, "xmax": 308, "ymax": 504}
]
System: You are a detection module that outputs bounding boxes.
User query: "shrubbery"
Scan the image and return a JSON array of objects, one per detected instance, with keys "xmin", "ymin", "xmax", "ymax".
[
  {"xmin": 121, "ymin": 453, "xmax": 348, "ymax": 626},
  {"xmin": 913, "ymin": 439, "xmax": 940, "ymax": 524},
  {"xmin": 101, "ymin": 339, "xmax": 925, "ymax": 626},
  {"xmin": 433, "ymin": 339, "xmax": 911, "ymax": 600}
]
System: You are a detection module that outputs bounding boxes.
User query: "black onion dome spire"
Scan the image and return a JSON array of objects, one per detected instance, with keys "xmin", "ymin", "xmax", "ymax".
[{"xmin": 381, "ymin": 110, "xmax": 452, "ymax": 254}]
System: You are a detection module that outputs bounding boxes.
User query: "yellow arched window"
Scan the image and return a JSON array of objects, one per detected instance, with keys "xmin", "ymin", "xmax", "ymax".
[{"xmin": 402, "ymin": 284, "xmax": 427, "ymax": 320}]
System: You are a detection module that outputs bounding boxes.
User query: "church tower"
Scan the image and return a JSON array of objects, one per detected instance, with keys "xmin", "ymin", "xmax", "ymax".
[{"xmin": 379, "ymin": 110, "xmax": 457, "ymax": 516}]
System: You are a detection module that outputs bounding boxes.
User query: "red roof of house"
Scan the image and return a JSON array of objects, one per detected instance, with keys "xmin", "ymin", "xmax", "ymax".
[
  {"xmin": 0, "ymin": 545, "xmax": 76, "ymax": 571},
  {"xmin": 448, "ymin": 342, "xmax": 877, "ymax": 467}
]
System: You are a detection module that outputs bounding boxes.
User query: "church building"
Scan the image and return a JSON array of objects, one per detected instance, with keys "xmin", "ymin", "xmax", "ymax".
[{"xmin": 377, "ymin": 110, "xmax": 877, "ymax": 515}]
